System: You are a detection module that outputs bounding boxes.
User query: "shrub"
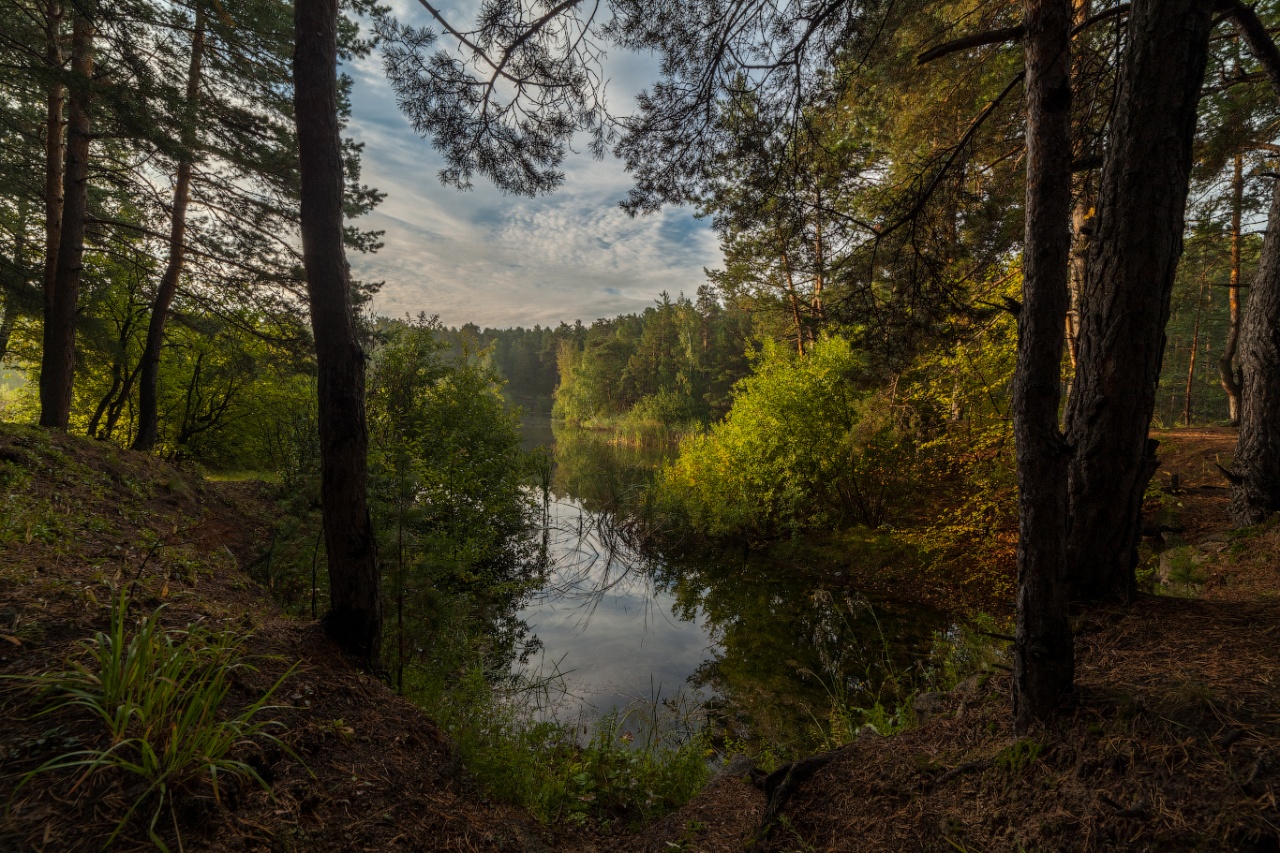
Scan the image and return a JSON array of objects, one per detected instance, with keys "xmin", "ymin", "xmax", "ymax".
[{"xmin": 657, "ymin": 336, "xmax": 911, "ymax": 538}]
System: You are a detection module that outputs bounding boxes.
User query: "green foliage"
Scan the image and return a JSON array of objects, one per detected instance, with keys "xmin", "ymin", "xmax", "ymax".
[
  {"xmin": 365, "ymin": 315, "xmax": 539, "ymax": 688},
  {"xmin": 7, "ymin": 591, "xmax": 293, "ymax": 851},
  {"xmin": 406, "ymin": 661, "xmax": 710, "ymax": 828},
  {"xmin": 658, "ymin": 335, "xmax": 909, "ymax": 537},
  {"xmin": 899, "ymin": 293, "xmax": 1018, "ymax": 601},
  {"xmin": 552, "ymin": 289, "xmax": 751, "ymax": 431}
]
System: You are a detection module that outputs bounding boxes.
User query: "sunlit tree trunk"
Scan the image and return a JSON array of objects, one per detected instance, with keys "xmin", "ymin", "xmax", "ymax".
[
  {"xmin": 1183, "ymin": 276, "xmax": 1208, "ymax": 428},
  {"xmin": 1063, "ymin": 0, "xmax": 1213, "ymax": 601},
  {"xmin": 1220, "ymin": 152, "xmax": 1244, "ymax": 425},
  {"xmin": 1012, "ymin": 0, "xmax": 1075, "ymax": 731},
  {"xmin": 133, "ymin": 3, "xmax": 205, "ymax": 451},
  {"xmin": 295, "ymin": 0, "xmax": 382, "ymax": 664}
]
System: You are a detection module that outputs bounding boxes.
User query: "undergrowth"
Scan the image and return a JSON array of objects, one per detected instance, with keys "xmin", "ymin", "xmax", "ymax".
[
  {"xmin": 404, "ymin": 656, "xmax": 710, "ymax": 828},
  {"xmin": 4, "ymin": 590, "xmax": 294, "ymax": 851}
]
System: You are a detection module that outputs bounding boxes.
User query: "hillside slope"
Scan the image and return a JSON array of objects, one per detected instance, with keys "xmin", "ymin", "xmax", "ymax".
[{"xmin": 0, "ymin": 423, "xmax": 552, "ymax": 852}]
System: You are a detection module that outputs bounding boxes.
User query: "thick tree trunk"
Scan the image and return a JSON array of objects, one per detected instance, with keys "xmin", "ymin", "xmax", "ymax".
[
  {"xmin": 1224, "ymin": 3, "xmax": 1280, "ymax": 526},
  {"xmin": 1231, "ymin": 179, "xmax": 1280, "ymax": 526},
  {"xmin": 1013, "ymin": 0, "xmax": 1075, "ymax": 732},
  {"xmin": 133, "ymin": 5, "xmax": 205, "ymax": 452},
  {"xmin": 1062, "ymin": 0, "xmax": 1213, "ymax": 602},
  {"xmin": 43, "ymin": 0, "xmax": 64, "ymax": 320},
  {"xmin": 39, "ymin": 8, "xmax": 94, "ymax": 430},
  {"xmin": 294, "ymin": 0, "xmax": 382, "ymax": 664},
  {"xmin": 1220, "ymin": 153, "xmax": 1244, "ymax": 425}
]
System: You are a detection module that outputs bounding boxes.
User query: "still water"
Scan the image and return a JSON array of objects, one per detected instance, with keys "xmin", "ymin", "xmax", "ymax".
[{"xmin": 515, "ymin": 418, "xmax": 945, "ymax": 749}]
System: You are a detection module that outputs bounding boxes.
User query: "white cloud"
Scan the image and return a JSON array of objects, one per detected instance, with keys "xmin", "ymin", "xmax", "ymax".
[{"xmin": 342, "ymin": 4, "xmax": 722, "ymax": 329}]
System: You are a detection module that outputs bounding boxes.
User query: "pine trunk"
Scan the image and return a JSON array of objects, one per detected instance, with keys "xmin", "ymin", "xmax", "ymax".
[
  {"xmin": 1223, "ymin": 1, "xmax": 1280, "ymax": 525},
  {"xmin": 294, "ymin": 0, "xmax": 382, "ymax": 664},
  {"xmin": 1013, "ymin": 0, "xmax": 1075, "ymax": 732},
  {"xmin": 42, "ymin": 0, "xmax": 64, "ymax": 320},
  {"xmin": 1231, "ymin": 179, "xmax": 1280, "ymax": 526},
  {"xmin": 1062, "ymin": 0, "xmax": 1213, "ymax": 602},
  {"xmin": 39, "ymin": 8, "xmax": 93, "ymax": 430},
  {"xmin": 1220, "ymin": 153, "xmax": 1244, "ymax": 425},
  {"xmin": 133, "ymin": 5, "xmax": 205, "ymax": 452}
]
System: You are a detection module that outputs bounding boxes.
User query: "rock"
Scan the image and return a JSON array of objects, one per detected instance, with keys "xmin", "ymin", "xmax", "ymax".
[{"xmin": 856, "ymin": 724, "xmax": 882, "ymax": 740}]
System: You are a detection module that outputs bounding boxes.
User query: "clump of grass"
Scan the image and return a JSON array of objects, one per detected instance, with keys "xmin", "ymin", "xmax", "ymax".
[
  {"xmin": 995, "ymin": 737, "xmax": 1047, "ymax": 773},
  {"xmin": 406, "ymin": 660, "xmax": 710, "ymax": 828},
  {"xmin": 6, "ymin": 590, "xmax": 294, "ymax": 851}
]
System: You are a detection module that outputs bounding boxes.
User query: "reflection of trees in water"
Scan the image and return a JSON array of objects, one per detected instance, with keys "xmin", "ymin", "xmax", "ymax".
[
  {"xmin": 527, "ymin": 493, "xmax": 666, "ymax": 634},
  {"xmin": 522, "ymin": 424, "xmax": 675, "ymax": 633},
  {"xmin": 654, "ymin": 552, "xmax": 947, "ymax": 753},
  {"xmin": 519, "ymin": 422, "xmax": 945, "ymax": 751}
]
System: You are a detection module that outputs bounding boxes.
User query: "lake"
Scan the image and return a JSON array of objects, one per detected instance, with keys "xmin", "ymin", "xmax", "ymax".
[{"xmin": 515, "ymin": 418, "xmax": 948, "ymax": 752}]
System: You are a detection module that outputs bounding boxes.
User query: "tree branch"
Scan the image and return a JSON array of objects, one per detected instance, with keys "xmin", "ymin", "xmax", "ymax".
[{"xmin": 916, "ymin": 4, "xmax": 1130, "ymax": 66}]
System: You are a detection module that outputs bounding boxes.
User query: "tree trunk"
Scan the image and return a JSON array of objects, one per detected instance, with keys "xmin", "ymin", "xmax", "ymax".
[
  {"xmin": 43, "ymin": 0, "xmax": 64, "ymax": 323},
  {"xmin": 780, "ymin": 247, "xmax": 806, "ymax": 354},
  {"xmin": 1220, "ymin": 152, "xmax": 1244, "ymax": 424},
  {"xmin": 1221, "ymin": 4, "xmax": 1280, "ymax": 525},
  {"xmin": 39, "ymin": 7, "xmax": 94, "ymax": 430},
  {"xmin": 294, "ymin": 0, "xmax": 382, "ymax": 665},
  {"xmin": 1230, "ymin": 178, "xmax": 1280, "ymax": 525},
  {"xmin": 1062, "ymin": 0, "xmax": 1213, "ymax": 602},
  {"xmin": 1183, "ymin": 275, "xmax": 1208, "ymax": 427},
  {"xmin": 0, "ymin": 226, "xmax": 22, "ymax": 364},
  {"xmin": 1012, "ymin": 0, "xmax": 1075, "ymax": 732},
  {"xmin": 133, "ymin": 4, "xmax": 205, "ymax": 452}
]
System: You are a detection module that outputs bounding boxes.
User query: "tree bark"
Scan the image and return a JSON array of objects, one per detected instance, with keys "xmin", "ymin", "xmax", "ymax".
[
  {"xmin": 1220, "ymin": 152, "xmax": 1244, "ymax": 425},
  {"xmin": 1183, "ymin": 275, "xmax": 1208, "ymax": 427},
  {"xmin": 1013, "ymin": 0, "xmax": 1075, "ymax": 732},
  {"xmin": 1230, "ymin": 178, "xmax": 1280, "ymax": 526},
  {"xmin": 294, "ymin": 0, "xmax": 382, "ymax": 664},
  {"xmin": 42, "ymin": 0, "xmax": 64, "ymax": 324},
  {"xmin": 39, "ymin": 7, "xmax": 94, "ymax": 430},
  {"xmin": 1062, "ymin": 0, "xmax": 1213, "ymax": 602},
  {"xmin": 133, "ymin": 3, "xmax": 205, "ymax": 452},
  {"xmin": 1223, "ymin": 3, "xmax": 1280, "ymax": 526},
  {"xmin": 0, "ymin": 226, "xmax": 22, "ymax": 365}
]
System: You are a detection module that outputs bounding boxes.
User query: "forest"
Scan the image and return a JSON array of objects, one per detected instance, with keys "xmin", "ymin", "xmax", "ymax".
[{"xmin": 3, "ymin": 0, "xmax": 1280, "ymax": 850}]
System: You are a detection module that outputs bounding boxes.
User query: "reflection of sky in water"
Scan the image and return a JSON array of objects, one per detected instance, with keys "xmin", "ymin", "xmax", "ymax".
[{"xmin": 517, "ymin": 494, "xmax": 714, "ymax": 720}]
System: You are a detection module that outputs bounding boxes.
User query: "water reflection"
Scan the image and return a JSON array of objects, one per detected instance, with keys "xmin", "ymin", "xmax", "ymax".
[
  {"xmin": 517, "ymin": 423, "xmax": 710, "ymax": 718},
  {"xmin": 516, "ymin": 418, "xmax": 945, "ymax": 751}
]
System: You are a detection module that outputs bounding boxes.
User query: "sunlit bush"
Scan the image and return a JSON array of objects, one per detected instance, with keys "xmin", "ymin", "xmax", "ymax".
[{"xmin": 657, "ymin": 336, "xmax": 912, "ymax": 538}]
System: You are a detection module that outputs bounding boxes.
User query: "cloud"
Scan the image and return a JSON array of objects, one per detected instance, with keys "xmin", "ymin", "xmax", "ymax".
[{"xmin": 342, "ymin": 4, "xmax": 722, "ymax": 329}]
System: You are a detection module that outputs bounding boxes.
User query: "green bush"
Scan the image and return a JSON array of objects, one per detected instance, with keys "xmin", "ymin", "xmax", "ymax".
[{"xmin": 657, "ymin": 336, "xmax": 910, "ymax": 537}]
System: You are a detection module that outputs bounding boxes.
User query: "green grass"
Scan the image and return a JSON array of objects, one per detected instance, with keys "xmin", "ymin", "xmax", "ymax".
[
  {"xmin": 6, "ymin": 591, "xmax": 295, "ymax": 851},
  {"xmin": 405, "ymin": 660, "xmax": 711, "ymax": 828}
]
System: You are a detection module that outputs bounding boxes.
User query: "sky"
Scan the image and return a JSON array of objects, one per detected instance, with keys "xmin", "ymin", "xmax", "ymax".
[{"xmin": 343, "ymin": 2, "xmax": 724, "ymax": 330}]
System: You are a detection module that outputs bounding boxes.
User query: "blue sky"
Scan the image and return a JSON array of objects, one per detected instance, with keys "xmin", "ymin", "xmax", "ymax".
[{"xmin": 343, "ymin": 2, "xmax": 723, "ymax": 330}]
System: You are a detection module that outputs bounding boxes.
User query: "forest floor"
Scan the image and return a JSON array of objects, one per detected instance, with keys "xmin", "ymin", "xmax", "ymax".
[{"xmin": 2, "ymin": 423, "xmax": 1278, "ymax": 852}]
